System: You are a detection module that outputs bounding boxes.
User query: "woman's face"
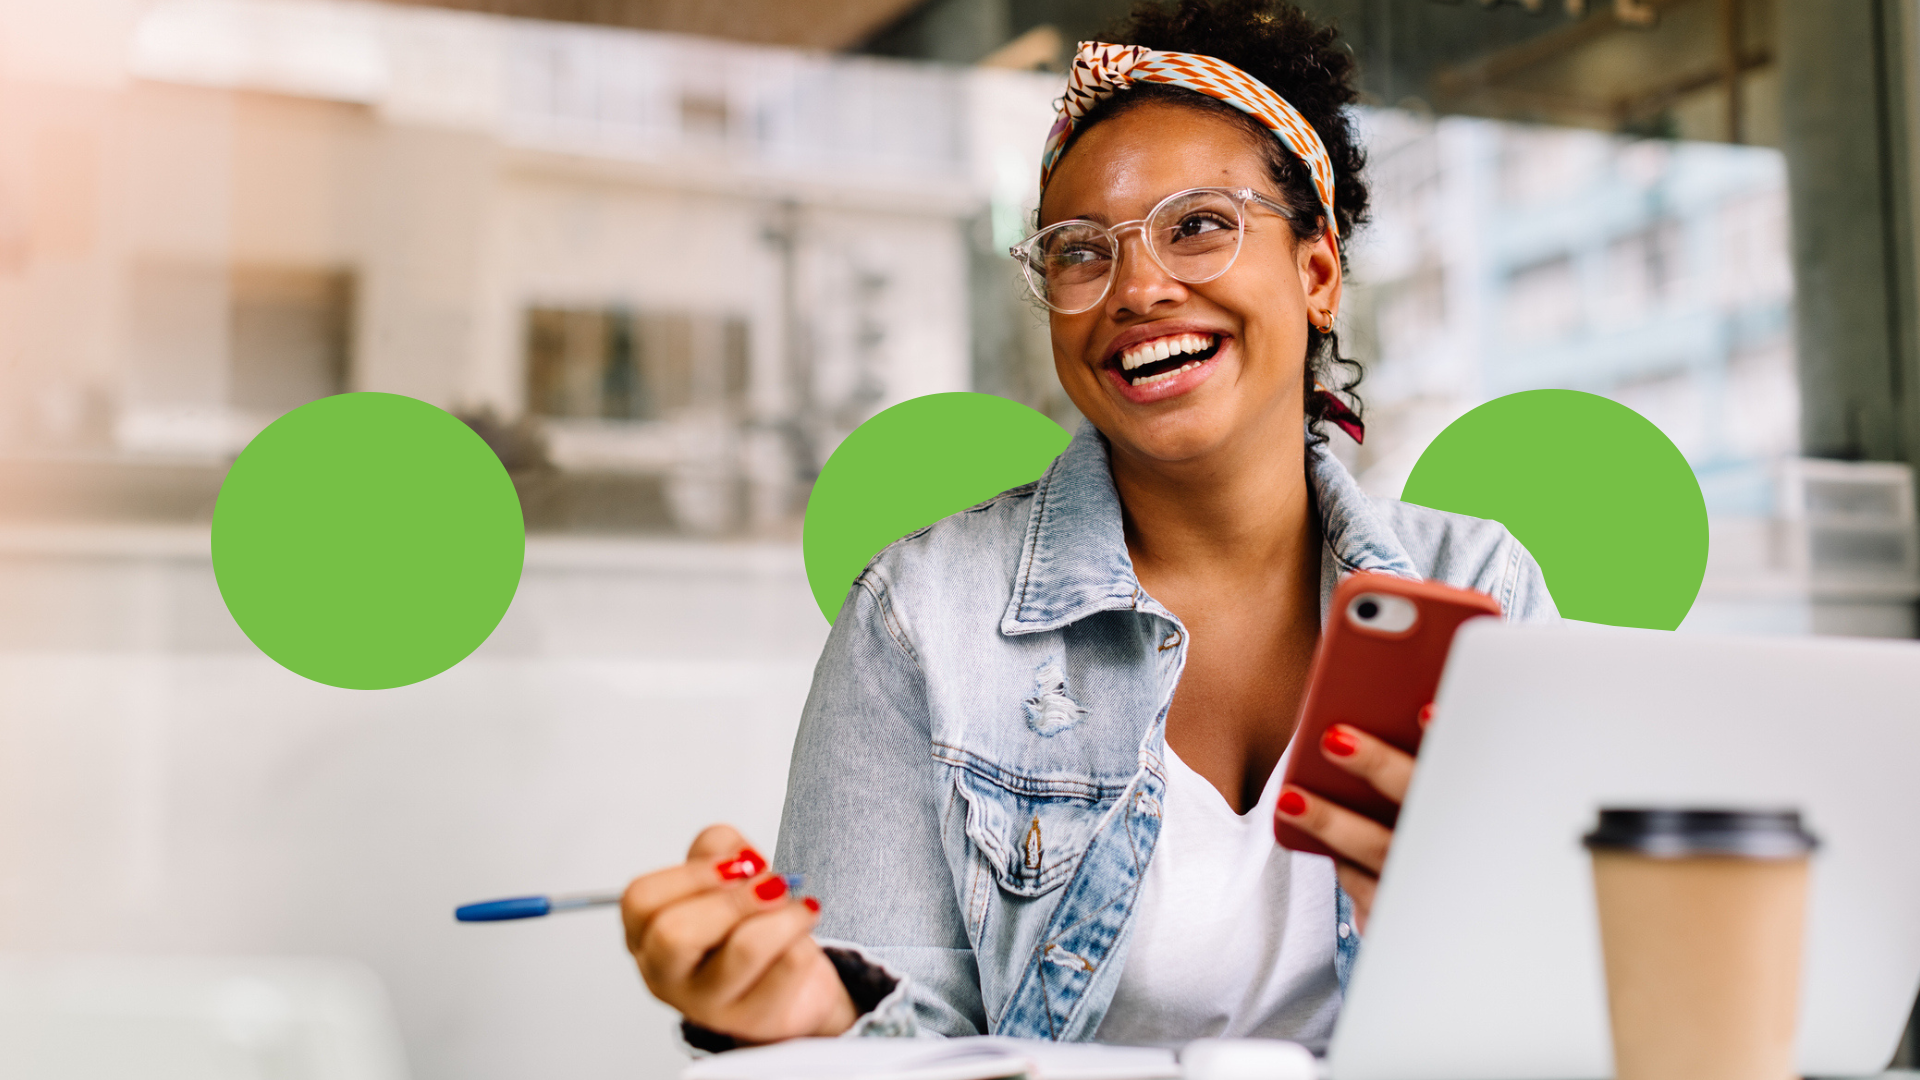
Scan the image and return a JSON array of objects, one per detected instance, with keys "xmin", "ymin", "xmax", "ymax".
[{"xmin": 1038, "ymin": 102, "xmax": 1341, "ymax": 468}]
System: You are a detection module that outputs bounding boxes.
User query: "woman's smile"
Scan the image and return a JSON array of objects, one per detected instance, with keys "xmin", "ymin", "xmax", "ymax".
[{"xmin": 1102, "ymin": 326, "xmax": 1232, "ymax": 403}]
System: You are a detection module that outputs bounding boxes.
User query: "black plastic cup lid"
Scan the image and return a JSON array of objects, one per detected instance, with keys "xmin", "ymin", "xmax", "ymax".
[{"xmin": 1583, "ymin": 808, "xmax": 1818, "ymax": 859}]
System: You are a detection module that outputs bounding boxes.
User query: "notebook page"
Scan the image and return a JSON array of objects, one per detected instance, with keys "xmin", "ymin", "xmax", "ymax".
[{"xmin": 680, "ymin": 1035, "xmax": 1179, "ymax": 1080}]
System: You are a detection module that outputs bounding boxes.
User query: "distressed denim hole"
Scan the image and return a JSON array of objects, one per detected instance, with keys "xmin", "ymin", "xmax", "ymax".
[{"xmin": 1023, "ymin": 658, "xmax": 1088, "ymax": 736}]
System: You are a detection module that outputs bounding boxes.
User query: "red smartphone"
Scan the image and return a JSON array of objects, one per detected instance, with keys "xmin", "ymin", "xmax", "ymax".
[{"xmin": 1273, "ymin": 571, "xmax": 1502, "ymax": 858}]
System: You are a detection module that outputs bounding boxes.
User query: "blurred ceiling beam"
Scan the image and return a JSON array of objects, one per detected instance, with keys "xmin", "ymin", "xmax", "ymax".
[
  {"xmin": 371, "ymin": 0, "xmax": 926, "ymax": 49},
  {"xmin": 1422, "ymin": 0, "xmax": 1774, "ymax": 144},
  {"xmin": 1290, "ymin": 0, "xmax": 1776, "ymax": 145}
]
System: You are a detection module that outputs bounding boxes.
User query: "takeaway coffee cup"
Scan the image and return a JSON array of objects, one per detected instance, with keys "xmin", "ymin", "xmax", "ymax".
[{"xmin": 1583, "ymin": 808, "xmax": 1818, "ymax": 1080}]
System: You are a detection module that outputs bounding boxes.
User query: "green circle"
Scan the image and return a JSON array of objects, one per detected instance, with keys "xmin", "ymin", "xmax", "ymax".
[
  {"xmin": 804, "ymin": 393, "xmax": 1072, "ymax": 622},
  {"xmin": 1401, "ymin": 389, "xmax": 1707, "ymax": 630},
  {"xmin": 212, "ymin": 393, "xmax": 525, "ymax": 689}
]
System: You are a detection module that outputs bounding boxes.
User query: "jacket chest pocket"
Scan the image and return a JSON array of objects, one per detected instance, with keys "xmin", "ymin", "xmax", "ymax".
[{"xmin": 953, "ymin": 769, "xmax": 1110, "ymax": 898}]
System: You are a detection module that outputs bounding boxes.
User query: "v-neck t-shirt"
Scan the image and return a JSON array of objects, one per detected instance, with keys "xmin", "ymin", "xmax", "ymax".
[{"xmin": 1092, "ymin": 742, "xmax": 1343, "ymax": 1049}]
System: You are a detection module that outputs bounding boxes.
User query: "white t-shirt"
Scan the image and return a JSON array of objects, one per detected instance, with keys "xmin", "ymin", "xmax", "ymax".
[{"xmin": 1093, "ymin": 742, "xmax": 1343, "ymax": 1049}]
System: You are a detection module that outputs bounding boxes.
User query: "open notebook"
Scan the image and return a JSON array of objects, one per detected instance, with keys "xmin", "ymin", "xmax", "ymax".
[
  {"xmin": 680, "ymin": 1035, "xmax": 1179, "ymax": 1080},
  {"xmin": 681, "ymin": 1035, "xmax": 1321, "ymax": 1080}
]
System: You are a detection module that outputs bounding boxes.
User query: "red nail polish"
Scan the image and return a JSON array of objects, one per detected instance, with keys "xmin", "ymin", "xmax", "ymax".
[
  {"xmin": 1418, "ymin": 703, "xmax": 1435, "ymax": 728},
  {"xmin": 1278, "ymin": 790, "xmax": 1307, "ymax": 817},
  {"xmin": 717, "ymin": 848, "xmax": 767, "ymax": 881},
  {"xmin": 803, "ymin": 897, "xmax": 820, "ymax": 913},
  {"xmin": 753, "ymin": 875, "xmax": 789, "ymax": 902},
  {"xmin": 1322, "ymin": 727, "xmax": 1358, "ymax": 757}
]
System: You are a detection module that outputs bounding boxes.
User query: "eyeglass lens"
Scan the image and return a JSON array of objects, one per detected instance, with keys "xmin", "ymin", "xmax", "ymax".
[{"xmin": 1024, "ymin": 190, "xmax": 1246, "ymax": 313}]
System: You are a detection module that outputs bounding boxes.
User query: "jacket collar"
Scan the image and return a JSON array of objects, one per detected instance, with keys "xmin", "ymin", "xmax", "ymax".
[{"xmin": 1001, "ymin": 420, "xmax": 1419, "ymax": 636}]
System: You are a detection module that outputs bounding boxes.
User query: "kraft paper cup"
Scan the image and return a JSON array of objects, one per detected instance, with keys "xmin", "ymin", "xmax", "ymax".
[{"xmin": 1584, "ymin": 808, "xmax": 1818, "ymax": 1080}]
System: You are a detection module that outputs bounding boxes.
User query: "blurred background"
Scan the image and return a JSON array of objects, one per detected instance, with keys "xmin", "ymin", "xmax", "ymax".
[{"xmin": 1, "ymin": 0, "xmax": 1918, "ymax": 1076}]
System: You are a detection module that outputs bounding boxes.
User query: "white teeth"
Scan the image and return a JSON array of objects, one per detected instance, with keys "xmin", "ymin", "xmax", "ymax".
[
  {"xmin": 1119, "ymin": 333, "xmax": 1217, "ymax": 371},
  {"xmin": 1130, "ymin": 360, "xmax": 1201, "ymax": 388}
]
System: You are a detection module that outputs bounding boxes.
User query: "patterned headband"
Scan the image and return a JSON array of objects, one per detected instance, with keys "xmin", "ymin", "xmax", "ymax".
[{"xmin": 1039, "ymin": 41, "xmax": 1340, "ymax": 238}]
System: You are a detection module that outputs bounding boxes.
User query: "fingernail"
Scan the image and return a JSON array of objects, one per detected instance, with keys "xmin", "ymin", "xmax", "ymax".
[
  {"xmin": 1418, "ymin": 703, "xmax": 1435, "ymax": 728},
  {"xmin": 1322, "ymin": 726, "xmax": 1358, "ymax": 757},
  {"xmin": 803, "ymin": 897, "xmax": 820, "ymax": 913},
  {"xmin": 717, "ymin": 847, "xmax": 767, "ymax": 881},
  {"xmin": 753, "ymin": 875, "xmax": 789, "ymax": 902},
  {"xmin": 1277, "ymin": 790, "xmax": 1307, "ymax": 817}
]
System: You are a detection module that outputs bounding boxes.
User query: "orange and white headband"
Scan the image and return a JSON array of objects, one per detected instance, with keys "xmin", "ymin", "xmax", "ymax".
[{"xmin": 1039, "ymin": 41, "xmax": 1340, "ymax": 238}]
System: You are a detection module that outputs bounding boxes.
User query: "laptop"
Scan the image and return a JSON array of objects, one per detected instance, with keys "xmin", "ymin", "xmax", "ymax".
[{"xmin": 1328, "ymin": 621, "xmax": 1920, "ymax": 1080}]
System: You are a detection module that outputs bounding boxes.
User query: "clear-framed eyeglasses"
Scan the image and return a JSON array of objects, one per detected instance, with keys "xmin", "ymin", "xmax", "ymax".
[{"xmin": 1009, "ymin": 186, "xmax": 1297, "ymax": 315}]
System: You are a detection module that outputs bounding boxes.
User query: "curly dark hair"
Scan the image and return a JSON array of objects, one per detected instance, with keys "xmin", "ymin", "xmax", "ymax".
[{"xmin": 1045, "ymin": 0, "xmax": 1369, "ymax": 440}]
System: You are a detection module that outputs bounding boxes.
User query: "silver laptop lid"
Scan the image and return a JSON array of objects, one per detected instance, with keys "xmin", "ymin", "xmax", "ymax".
[{"xmin": 1330, "ymin": 621, "xmax": 1920, "ymax": 1080}]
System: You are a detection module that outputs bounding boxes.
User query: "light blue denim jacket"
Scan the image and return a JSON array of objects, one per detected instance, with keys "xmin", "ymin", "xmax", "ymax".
[{"xmin": 774, "ymin": 421, "xmax": 1557, "ymax": 1044}]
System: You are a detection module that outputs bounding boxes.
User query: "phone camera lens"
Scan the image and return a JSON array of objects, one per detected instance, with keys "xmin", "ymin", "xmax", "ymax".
[{"xmin": 1355, "ymin": 600, "xmax": 1380, "ymax": 620}]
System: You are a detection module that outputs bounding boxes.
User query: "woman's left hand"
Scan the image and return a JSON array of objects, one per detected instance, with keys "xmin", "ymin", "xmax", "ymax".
[{"xmin": 1274, "ymin": 719, "xmax": 1422, "ymax": 934}]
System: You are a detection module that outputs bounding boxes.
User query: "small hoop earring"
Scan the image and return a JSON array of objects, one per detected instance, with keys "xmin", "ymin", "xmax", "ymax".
[{"xmin": 1313, "ymin": 307, "xmax": 1336, "ymax": 334}]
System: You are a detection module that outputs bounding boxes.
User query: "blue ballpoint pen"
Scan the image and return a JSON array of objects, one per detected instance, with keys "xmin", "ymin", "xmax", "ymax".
[{"xmin": 456, "ymin": 875, "xmax": 804, "ymax": 922}]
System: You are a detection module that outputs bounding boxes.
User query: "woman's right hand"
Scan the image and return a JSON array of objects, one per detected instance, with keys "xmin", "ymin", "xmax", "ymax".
[{"xmin": 622, "ymin": 824, "xmax": 857, "ymax": 1043}]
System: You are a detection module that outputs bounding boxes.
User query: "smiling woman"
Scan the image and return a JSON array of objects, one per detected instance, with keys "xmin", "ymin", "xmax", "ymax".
[{"xmin": 613, "ymin": 0, "xmax": 1559, "ymax": 1053}]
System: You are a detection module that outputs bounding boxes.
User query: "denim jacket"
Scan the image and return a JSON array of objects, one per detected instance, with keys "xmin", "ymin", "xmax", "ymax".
[{"xmin": 773, "ymin": 421, "xmax": 1558, "ymax": 1044}]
